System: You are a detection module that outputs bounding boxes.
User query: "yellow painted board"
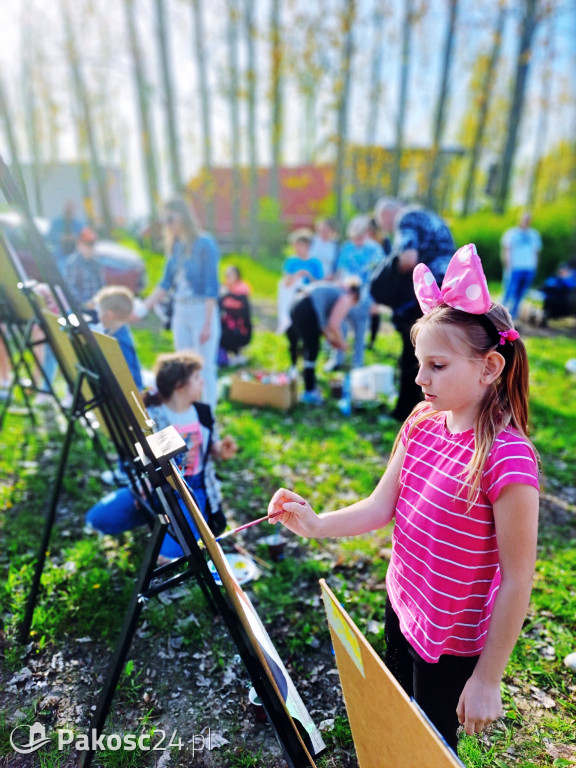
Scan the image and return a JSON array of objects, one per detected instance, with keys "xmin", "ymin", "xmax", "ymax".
[
  {"xmin": 0, "ymin": 238, "xmax": 35, "ymax": 321},
  {"xmin": 320, "ymin": 580, "xmax": 464, "ymax": 768}
]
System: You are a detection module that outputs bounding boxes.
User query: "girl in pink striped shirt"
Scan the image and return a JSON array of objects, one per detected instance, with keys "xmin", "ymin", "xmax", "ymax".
[{"xmin": 268, "ymin": 245, "xmax": 539, "ymax": 753}]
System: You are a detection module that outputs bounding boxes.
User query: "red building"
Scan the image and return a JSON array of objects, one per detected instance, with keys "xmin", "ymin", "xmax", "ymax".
[{"xmin": 187, "ymin": 165, "xmax": 334, "ymax": 238}]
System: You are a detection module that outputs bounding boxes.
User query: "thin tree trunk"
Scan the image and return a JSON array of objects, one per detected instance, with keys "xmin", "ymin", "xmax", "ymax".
[
  {"xmin": 244, "ymin": 0, "xmax": 259, "ymax": 257},
  {"xmin": 192, "ymin": 0, "xmax": 214, "ymax": 230},
  {"xmin": 0, "ymin": 77, "xmax": 27, "ymax": 205},
  {"xmin": 334, "ymin": 0, "xmax": 356, "ymax": 229},
  {"xmin": 269, "ymin": 0, "xmax": 283, "ymax": 200},
  {"xmin": 154, "ymin": 0, "xmax": 183, "ymax": 194},
  {"xmin": 461, "ymin": 2, "xmax": 506, "ymax": 217},
  {"xmin": 494, "ymin": 0, "xmax": 539, "ymax": 213},
  {"xmin": 426, "ymin": 0, "xmax": 459, "ymax": 210},
  {"xmin": 62, "ymin": 0, "xmax": 113, "ymax": 233},
  {"xmin": 21, "ymin": 32, "xmax": 43, "ymax": 216},
  {"xmin": 227, "ymin": 0, "xmax": 242, "ymax": 252},
  {"xmin": 528, "ymin": 15, "xmax": 552, "ymax": 208},
  {"xmin": 391, "ymin": 0, "xmax": 414, "ymax": 197},
  {"xmin": 365, "ymin": 6, "xmax": 385, "ymax": 200},
  {"xmin": 123, "ymin": 0, "xmax": 160, "ymax": 222}
]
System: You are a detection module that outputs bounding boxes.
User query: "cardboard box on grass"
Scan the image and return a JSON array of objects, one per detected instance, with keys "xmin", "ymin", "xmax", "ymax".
[{"xmin": 229, "ymin": 371, "xmax": 297, "ymax": 410}]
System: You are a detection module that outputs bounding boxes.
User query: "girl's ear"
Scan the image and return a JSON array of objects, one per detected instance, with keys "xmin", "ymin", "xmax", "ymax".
[{"xmin": 481, "ymin": 351, "xmax": 505, "ymax": 383}]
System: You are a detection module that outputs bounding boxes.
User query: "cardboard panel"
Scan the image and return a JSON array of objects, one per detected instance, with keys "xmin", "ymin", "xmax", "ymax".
[{"xmin": 320, "ymin": 580, "xmax": 465, "ymax": 768}]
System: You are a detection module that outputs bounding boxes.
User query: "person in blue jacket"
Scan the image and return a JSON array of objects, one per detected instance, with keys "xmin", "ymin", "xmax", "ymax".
[{"xmin": 142, "ymin": 198, "xmax": 220, "ymax": 409}]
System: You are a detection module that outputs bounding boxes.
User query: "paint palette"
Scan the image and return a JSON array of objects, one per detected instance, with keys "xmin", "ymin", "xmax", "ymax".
[{"xmin": 208, "ymin": 553, "xmax": 259, "ymax": 586}]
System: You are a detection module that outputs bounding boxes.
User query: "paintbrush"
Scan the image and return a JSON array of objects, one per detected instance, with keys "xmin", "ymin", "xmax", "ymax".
[{"xmin": 215, "ymin": 509, "xmax": 285, "ymax": 542}]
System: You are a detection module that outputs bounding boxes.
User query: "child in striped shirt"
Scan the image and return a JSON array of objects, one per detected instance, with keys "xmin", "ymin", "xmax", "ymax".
[{"xmin": 268, "ymin": 244, "xmax": 539, "ymax": 753}]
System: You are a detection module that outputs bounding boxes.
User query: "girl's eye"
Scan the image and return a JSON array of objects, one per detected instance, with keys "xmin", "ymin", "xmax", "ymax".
[{"xmin": 433, "ymin": 364, "xmax": 446, "ymax": 371}]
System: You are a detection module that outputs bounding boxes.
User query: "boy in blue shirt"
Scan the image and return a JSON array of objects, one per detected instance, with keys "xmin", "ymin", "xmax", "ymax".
[
  {"xmin": 277, "ymin": 228, "xmax": 323, "ymax": 333},
  {"xmin": 93, "ymin": 285, "xmax": 144, "ymax": 391}
]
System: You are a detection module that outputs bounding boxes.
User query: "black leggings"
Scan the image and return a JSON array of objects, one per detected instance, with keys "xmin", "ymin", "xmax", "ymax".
[
  {"xmin": 384, "ymin": 598, "xmax": 479, "ymax": 752},
  {"xmin": 286, "ymin": 297, "xmax": 321, "ymax": 392}
]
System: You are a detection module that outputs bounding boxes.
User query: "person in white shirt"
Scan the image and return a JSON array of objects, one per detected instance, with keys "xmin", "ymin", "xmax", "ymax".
[{"xmin": 501, "ymin": 212, "xmax": 542, "ymax": 321}]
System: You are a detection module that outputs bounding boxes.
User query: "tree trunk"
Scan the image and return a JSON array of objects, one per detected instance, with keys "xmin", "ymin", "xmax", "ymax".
[
  {"xmin": 61, "ymin": 0, "xmax": 114, "ymax": 233},
  {"xmin": 0, "ymin": 77, "xmax": 27, "ymax": 205},
  {"xmin": 123, "ymin": 0, "xmax": 160, "ymax": 223},
  {"xmin": 461, "ymin": 2, "xmax": 506, "ymax": 217},
  {"xmin": 244, "ymin": 0, "xmax": 259, "ymax": 257},
  {"xmin": 528, "ymin": 15, "xmax": 553, "ymax": 208},
  {"xmin": 494, "ymin": 0, "xmax": 539, "ymax": 213},
  {"xmin": 334, "ymin": 0, "xmax": 356, "ymax": 229},
  {"xmin": 21, "ymin": 33, "xmax": 43, "ymax": 216},
  {"xmin": 269, "ymin": 0, "xmax": 283, "ymax": 201},
  {"xmin": 154, "ymin": 0, "xmax": 183, "ymax": 194},
  {"xmin": 426, "ymin": 0, "xmax": 459, "ymax": 210},
  {"xmin": 227, "ymin": 0, "xmax": 242, "ymax": 252},
  {"xmin": 192, "ymin": 0, "xmax": 215, "ymax": 230},
  {"xmin": 365, "ymin": 5, "xmax": 385, "ymax": 200},
  {"xmin": 391, "ymin": 0, "xmax": 414, "ymax": 197}
]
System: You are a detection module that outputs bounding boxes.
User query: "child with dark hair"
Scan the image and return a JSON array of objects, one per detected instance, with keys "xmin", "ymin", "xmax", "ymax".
[
  {"xmin": 86, "ymin": 351, "xmax": 237, "ymax": 559},
  {"xmin": 218, "ymin": 265, "xmax": 252, "ymax": 366}
]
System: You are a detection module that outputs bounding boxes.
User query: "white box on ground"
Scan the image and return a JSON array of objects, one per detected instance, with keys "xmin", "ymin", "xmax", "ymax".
[{"xmin": 351, "ymin": 365, "xmax": 395, "ymax": 401}]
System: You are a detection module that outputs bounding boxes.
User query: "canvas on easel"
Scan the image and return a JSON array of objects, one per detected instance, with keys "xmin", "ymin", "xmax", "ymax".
[
  {"xmin": 168, "ymin": 467, "xmax": 325, "ymax": 764},
  {"xmin": 320, "ymin": 579, "xmax": 465, "ymax": 768}
]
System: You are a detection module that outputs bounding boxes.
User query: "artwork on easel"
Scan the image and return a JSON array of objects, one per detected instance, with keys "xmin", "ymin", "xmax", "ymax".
[
  {"xmin": 319, "ymin": 579, "xmax": 465, "ymax": 768},
  {"xmin": 168, "ymin": 467, "xmax": 325, "ymax": 764},
  {"xmin": 0, "ymin": 237, "xmax": 35, "ymax": 322}
]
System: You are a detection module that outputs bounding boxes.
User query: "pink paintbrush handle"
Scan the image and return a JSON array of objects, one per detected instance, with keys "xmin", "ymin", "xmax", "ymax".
[{"xmin": 215, "ymin": 510, "xmax": 284, "ymax": 541}]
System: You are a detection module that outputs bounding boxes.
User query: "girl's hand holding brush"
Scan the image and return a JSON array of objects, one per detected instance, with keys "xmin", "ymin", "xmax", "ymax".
[{"xmin": 267, "ymin": 489, "xmax": 319, "ymax": 538}]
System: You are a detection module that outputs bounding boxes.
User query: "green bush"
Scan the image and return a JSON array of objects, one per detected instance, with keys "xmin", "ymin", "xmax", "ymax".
[{"xmin": 449, "ymin": 198, "xmax": 575, "ymax": 283}]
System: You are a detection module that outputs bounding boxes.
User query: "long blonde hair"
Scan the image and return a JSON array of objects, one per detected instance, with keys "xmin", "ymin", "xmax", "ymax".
[{"xmin": 393, "ymin": 303, "xmax": 538, "ymax": 505}]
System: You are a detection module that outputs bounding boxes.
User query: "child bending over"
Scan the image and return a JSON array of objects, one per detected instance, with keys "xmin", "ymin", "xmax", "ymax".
[{"xmin": 268, "ymin": 244, "xmax": 539, "ymax": 752}]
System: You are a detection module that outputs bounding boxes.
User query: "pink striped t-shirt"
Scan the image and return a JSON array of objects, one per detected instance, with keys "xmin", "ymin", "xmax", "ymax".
[{"xmin": 386, "ymin": 412, "xmax": 539, "ymax": 663}]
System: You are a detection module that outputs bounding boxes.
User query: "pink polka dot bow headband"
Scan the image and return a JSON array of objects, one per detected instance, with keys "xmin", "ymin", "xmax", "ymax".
[{"xmin": 413, "ymin": 243, "xmax": 520, "ymax": 346}]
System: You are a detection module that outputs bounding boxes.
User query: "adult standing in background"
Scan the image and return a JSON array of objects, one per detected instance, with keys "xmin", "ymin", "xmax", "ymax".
[
  {"xmin": 47, "ymin": 200, "xmax": 84, "ymax": 274},
  {"xmin": 371, "ymin": 204, "xmax": 455, "ymax": 421},
  {"xmin": 143, "ymin": 198, "xmax": 220, "ymax": 409},
  {"xmin": 309, "ymin": 218, "xmax": 339, "ymax": 279},
  {"xmin": 501, "ymin": 211, "xmax": 542, "ymax": 321},
  {"xmin": 64, "ymin": 227, "xmax": 105, "ymax": 317},
  {"xmin": 327, "ymin": 215, "xmax": 382, "ymax": 371}
]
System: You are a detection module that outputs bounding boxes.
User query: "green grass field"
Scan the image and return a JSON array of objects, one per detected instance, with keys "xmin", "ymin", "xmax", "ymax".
[{"xmin": 0, "ymin": 253, "xmax": 575, "ymax": 767}]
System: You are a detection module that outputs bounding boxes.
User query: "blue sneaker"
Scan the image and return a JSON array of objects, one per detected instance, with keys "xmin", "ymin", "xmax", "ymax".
[{"xmin": 300, "ymin": 389, "xmax": 324, "ymax": 405}]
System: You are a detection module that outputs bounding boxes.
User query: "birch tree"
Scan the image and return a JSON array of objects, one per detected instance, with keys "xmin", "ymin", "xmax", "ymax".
[
  {"xmin": 61, "ymin": 0, "xmax": 113, "ymax": 232},
  {"xmin": 494, "ymin": 0, "xmax": 539, "ymax": 213},
  {"xmin": 391, "ymin": 0, "xmax": 417, "ymax": 197},
  {"xmin": 154, "ymin": 0, "xmax": 183, "ymax": 193},
  {"xmin": 226, "ymin": 0, "xmax": 242, "ymax": 251},
  {"xmin": 244, "ymin": 0, "xmax": 259, "ymax": 257},
  {"xmin": 334, "ymin": 0, "xmax": 356, "ymax": 229},
  {"xmin": 269, "ymin": 0, "xmax": 283, "ymax": 200},
  {"xmin": 123, "ymin": 0, "xmax": 160, "ymax": 221},
  {"xmin": 461, "ymin": 1, "xmax": 506, "ymax": 216},
  {"xmin": 192, "ymin": 0, "xmax": 214, "ymax": 229},
  {"xmin": 426, "ymin": 0, "xmax": 459, "ymax": 209}
]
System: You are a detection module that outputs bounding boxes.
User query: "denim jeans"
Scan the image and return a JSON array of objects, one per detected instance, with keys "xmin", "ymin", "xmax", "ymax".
[
  {"xmin": 503, "ymin": 269, "xmax": 535, "ymax": 320},
  {"xmin": 172, "ymin": 298, "xmax": 220, "ymax": 409}
]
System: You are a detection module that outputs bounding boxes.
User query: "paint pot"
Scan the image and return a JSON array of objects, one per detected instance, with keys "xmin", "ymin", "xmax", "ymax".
[
  {"xmin": 248, "ymin": 686, "xmax": 267, "ymax": 722},
  {"xmin": 263, "ymin": 533, "xmax": 286, "ymax": 562},
  {"xmin": 330, "ymin": 379, "xmax": 343, "ymax": 399}
]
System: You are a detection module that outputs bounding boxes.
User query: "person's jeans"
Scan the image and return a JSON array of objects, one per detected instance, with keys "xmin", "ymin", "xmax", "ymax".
[
  {"xmin": 335, "ymin": 298, "xmax": 371, "ymax": 368},
  {"xmin": 173, "ymin": 298, "xmax": 220, "ymax": 409},
  {"xmin": 503, "ymin": 269, "xmax": 536, "ymax": 320}
]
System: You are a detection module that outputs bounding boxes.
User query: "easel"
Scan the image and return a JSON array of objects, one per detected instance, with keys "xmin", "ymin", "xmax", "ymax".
[{"xmin": 0, "ymin": 157, "xmax": 325, "ymax": 768}]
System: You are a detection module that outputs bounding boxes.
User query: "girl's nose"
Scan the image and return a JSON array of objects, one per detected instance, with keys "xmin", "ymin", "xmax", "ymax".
[{"xmin": 415, "ymin": 367, "xmax": 427, "ymax": 386}]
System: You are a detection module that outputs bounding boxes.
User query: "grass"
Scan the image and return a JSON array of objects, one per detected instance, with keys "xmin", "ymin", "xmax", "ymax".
[{"xmin": 0, "ymin": 250, "xmax": 575, "ymax": 766}]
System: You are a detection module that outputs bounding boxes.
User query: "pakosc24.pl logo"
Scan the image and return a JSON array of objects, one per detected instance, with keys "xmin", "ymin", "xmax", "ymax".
[{"xmin": 9, "ymin": 722, "xmax": 199, "ymax": 755}]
